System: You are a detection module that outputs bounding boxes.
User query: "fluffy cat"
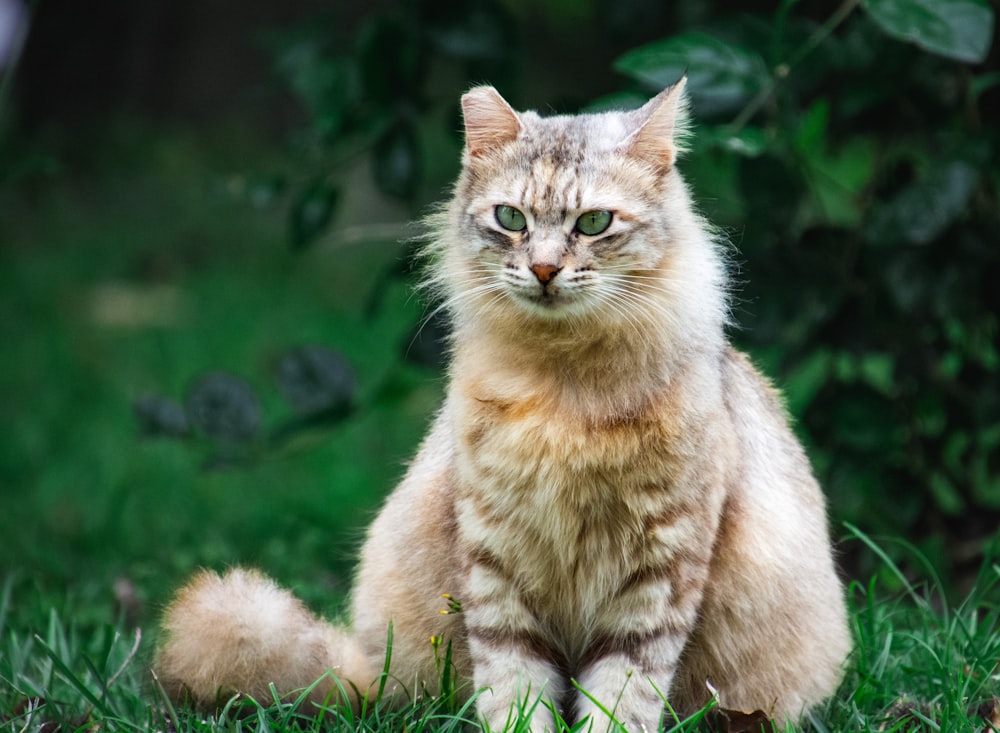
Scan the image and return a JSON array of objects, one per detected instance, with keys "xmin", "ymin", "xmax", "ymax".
[{"xmin": 155, "ymin": 78, "xmax": 851, "ymax": 731}]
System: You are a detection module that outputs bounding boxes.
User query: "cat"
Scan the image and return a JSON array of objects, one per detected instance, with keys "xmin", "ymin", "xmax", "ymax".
[{"xmin": 155, "ymin": 78, "xmax": 851, "ymax": 731}]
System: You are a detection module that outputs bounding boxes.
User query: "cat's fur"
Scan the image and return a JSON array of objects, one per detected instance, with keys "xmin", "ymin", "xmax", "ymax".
[{"xmin": 156, "ymin": 79, "xmax": 851, "ymax": 731}]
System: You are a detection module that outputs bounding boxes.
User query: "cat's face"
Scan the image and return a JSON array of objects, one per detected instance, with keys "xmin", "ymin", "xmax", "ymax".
[{"xmin": 451, "ymin": 81, "xmax": 690, "ymax": 324}]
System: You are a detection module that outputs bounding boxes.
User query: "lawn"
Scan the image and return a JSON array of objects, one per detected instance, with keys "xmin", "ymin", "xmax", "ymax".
[{"xmin": 2, "ymin": 124, "xmax": 999, "ymax": 732}]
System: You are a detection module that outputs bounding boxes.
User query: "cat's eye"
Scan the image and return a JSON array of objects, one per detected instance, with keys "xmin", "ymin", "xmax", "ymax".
[
  {"xmin": 575, "ymin": 210, "xmax": 613, "ymax": 236},
  {"xmin": 495, "ymin": 205, "xmax": 527, "ymax": 232}
]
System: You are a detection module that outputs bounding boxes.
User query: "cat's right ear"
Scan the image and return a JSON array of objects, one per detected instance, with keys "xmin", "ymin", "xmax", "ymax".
[
  {"xmin": 461, "ymin": 86, "xmax": 522, "ymax": 158},
  {"xmin": 621, "ymin": 76, "xmax": 690, "ymax": 171}
]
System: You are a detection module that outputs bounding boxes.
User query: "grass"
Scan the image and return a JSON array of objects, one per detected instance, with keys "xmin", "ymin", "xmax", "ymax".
[
  {"xmin": 2, "ymin": 123, "xmax": 999, "ymax": 731},
  {"xmin": 2, "ymin": 536, "xmax": 999, "ymax": 732}
]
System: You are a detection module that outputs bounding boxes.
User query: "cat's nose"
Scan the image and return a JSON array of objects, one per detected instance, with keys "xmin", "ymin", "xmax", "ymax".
[{"xmin": 530, "ymin": 263, "xmax": 561, "ymax": 284}]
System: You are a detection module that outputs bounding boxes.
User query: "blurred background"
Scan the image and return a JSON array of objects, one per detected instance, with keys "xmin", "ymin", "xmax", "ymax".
[{"xmin": 1, "ymin": 0, "xmax": 997, "ymax": 636}]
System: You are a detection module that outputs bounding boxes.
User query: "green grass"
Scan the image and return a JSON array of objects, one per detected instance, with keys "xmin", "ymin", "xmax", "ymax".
[
  {"xmin": 2, "ymin": 124, "xmax": 999, "ymax": 731},
  {"xmin": 2, "ymin": 539, "xmax": 999, "ymax": 732}
]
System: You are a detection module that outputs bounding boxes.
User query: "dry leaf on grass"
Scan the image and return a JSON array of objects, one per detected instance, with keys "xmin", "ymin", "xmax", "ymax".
[{"xmin": 706, "ymin": 706, "xmax": 776, "ymax": 733}]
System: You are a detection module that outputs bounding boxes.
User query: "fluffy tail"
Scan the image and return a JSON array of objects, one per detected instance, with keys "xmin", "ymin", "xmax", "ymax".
[{"xmin": 155, "ymin": 568, "xmax": 376, "ymax": 708}]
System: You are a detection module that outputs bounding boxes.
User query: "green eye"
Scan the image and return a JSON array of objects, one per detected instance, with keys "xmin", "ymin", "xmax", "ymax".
[
  {"xmin": 575, "ymin": 210, "xmax": 612, "ymax": 236},
  {"xmin": 495, "ymin": 205, "xmax": 527, "ymax": 232}
]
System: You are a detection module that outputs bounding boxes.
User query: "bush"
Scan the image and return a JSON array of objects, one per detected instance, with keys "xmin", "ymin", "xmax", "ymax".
[{"xmin": 242, "ymin": 0, "xmax": 999, "ymax": 588}]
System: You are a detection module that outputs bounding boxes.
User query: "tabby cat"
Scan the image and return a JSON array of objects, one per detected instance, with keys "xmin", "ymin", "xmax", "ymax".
[{"xmin": 156, "ymin": 78, "xmax": 851, "ymax": 731}]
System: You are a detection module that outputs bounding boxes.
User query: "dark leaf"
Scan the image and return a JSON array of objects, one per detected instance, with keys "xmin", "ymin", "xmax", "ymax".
[
  {"xmin": 290, "ymin": 179, "xmax": 339, "ymax": 251},
  {"xmin": 404, "ymin": 311, "xmax": 451, "ymax": 370},
  {"xmin": 186, "ymin": 373, "xmax": 262, "ymax": 443},
  {"xmin": 861, "ymin": 0, "xmax": 994, "ymax": 63},
  {"xmin": 276, "ymin": 345, "xmax": 357, "ymax": 415},
  {"xmin": 707, "ymin": 706, "xmax": 776, "ymax": 733},
  {"xmin": 614, "ymin": 32, "xmax": 768, "ymax": 116},
  {"xmin": 866, "ymin": 159, "xmax": 979, "ymax": 246},
  {"xmin": 976, "ymin": 695, "xmax": 1000, "ymax": 728},
  {"xmin": 426, "ymin": 3, "xmax": 510, "ymax": 61},
  {"xmin": 372, "ymin": 123, "xmax": 421, "ymax": 200},
  {"xmin": 280, "ymin": 49, "xmax": 355, "ymax": 140},
  {"xmin": 357, "ymin": 16, "xmax": 425, "ymax": 105},
  {"xmin": 133, "ymin": 394, "xmax": 190, "ymax": 438}
]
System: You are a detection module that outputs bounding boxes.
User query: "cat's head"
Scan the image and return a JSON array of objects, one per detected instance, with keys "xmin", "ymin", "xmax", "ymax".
[{"xmin": 429, "ymin": 78, "xmax": 724, "ymax": 341}]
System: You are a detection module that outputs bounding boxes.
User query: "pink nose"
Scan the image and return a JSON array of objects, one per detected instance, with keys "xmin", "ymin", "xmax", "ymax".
[{"xmin": 530, "ymin": 263, "xmax": 561, "ymax": 284}]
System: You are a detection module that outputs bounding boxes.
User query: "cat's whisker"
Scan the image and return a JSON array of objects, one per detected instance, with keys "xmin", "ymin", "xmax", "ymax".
[
  {"xmin": 415, "ymin": 278, "xmax": 508, "ymax": 343},
  {"xmin": 607, "ymin": 287, "xmax": 682, "ymax": 336},
  {"xmin": 592, "ymin": 288, "xmax": 646, "ymax": 341}
]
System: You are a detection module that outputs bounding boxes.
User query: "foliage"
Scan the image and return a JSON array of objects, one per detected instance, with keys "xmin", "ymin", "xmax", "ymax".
[
  {"xmin": 240, "ymin": 0, "xmax": 999, "ymax": 585},
  {"xmin": 616, "ymin": 0, "xmax": 1000, "ymax": 583}
]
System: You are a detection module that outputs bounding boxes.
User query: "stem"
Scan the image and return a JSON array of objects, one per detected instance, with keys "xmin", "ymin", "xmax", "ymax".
[
  {"xmin": 729, "ymin": 0, "xmax": 863, "ymax": 132},
  {"xmin": 787, "ymin": 0, "xmax": 863, "ymax": 70}
]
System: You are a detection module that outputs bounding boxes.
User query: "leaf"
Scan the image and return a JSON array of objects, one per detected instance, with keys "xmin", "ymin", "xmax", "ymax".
[
  {"xmin": 290, "ymin": 179, "xmax": 339, "ymax": 251},
  {"xmin": 698, "ymin": 125, "xmax": 771, "ymax": 157},
  {"xmin": 614, "ymin": 32, "xmax": 769, "ymax": 116},
  {"xmin": 426, "ymin": 3, "xmax": 512, "ymax": 60},
  {"xmin": 857, "ymin": 352, "xmax": 896, "ymax": 397},
  {"xmin": 372, "ymin": 123, "xmax": 421, "ymax": 200},
  {"xmin": 861, "ymin": 0, "xmax": 994, "ymax": 63},
  {"xmin": 707, "ymin": 706, "xmax": 776, "ymax": 732},
  {"xmin": 133, "ymin": 394, "xmax": 190, "ymax": 438},
  {"xmin": 792, "ymin": 100, "xmax": 878, "ymax": 228},
  {"xmin": 782, "ymin": 348, "xmax": 832, "ymax": 418},
  {"xmin": 404, "ymin": 310, "xmax": 451, "ymax": 370},
  {"xmin": 185, "ymin": 372, "xmax": 262, "ymax": 443},
  {"xmin": 276, "ymin": 345, "xmax": 357, "ymax": 415},
  {"xmin": 929, "ymin": 470, "xmax": 964, "ymax": 514},
  {"xmin": 357, "ymin": 16, "xmax": 425, "ymax": 105},
  {"xmin": 865, "ymin": 158, "xmax": 979, "ymax": 246}
]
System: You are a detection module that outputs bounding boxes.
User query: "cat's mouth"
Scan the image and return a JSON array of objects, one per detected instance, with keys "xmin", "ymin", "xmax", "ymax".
[{"xmin": 509, "ymin": 284, "xmax": 582, "ymax": 316}]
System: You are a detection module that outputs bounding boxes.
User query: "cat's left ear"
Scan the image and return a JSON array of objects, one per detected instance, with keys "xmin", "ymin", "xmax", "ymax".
[
  {"xmin": 621, "ymin": 76, "xmax": 690, "ymax": 170},
  {"xmin": 461, "ymin": 86, "xmax": 523, "ymax": 158}
]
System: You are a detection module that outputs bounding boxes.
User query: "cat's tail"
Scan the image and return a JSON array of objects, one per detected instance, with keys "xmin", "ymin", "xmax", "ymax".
[{"xmin": 154, "ymin": 567, "xmax": 377, "ymax": 708}]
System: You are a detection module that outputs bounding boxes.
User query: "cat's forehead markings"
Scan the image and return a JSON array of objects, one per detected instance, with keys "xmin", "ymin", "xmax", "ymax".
[{"xmin": 522, "ymin": 155, "xmax": 583, "ymax": 223}]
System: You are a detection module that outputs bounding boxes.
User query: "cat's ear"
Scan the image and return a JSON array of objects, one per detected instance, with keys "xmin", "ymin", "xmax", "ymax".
[
  {"xmin": 621, "ymin": 76, "xmax": 690, "ymax": 170},
  {"xmin": 461, "ymin": 86, "xmax": 522, "ymax": 158}
]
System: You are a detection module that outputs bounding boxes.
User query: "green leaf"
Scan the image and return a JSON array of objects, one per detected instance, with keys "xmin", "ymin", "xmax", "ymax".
[
  {"xmin": 928, "ymin": 471, "xmax": 965, "ymax": 514},
  {"xmin": 372, "ymin": 124, "xmax": 421, "ymax": 200},
  {"xmin": 793, "ymin": 100, "xmax": 877, "ymax": 228},
  {"xmin": 782, "ymin": 348, "xmax": 832, "ymax": 418},
  {"xmin": 614, "ymin": 32, "xmax": 769, "ymax": 115},
  {"xmin": 697, "ymin": 125, "xmax": 771, "ymax": 157},
  {"xmin": 861, "ymin": 0, "xmax": 995, "ymax": 63},
  {"xmin": 857, "ymin": 352, "xmax": 897, "ymax": 397},
  {"xmin": 290, "ymin": 179, "xmax": 339, "ymax": 251}
]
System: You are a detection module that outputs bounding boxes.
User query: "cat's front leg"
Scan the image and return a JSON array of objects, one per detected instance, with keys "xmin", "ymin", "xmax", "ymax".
[
  {"xmin": 469, "ymin": 628, "xmax": 564, "ymax": 732},
  {"xmin": 573, "ymin": 559, "xmax": 708, "ymax": 733},
  {"xmin": 463, "ymin": 567, "xmax": 565, "ymax": 731},
  {"xmin": 573, "ymin": 630, "xmax": 687, "ymax": 733}
]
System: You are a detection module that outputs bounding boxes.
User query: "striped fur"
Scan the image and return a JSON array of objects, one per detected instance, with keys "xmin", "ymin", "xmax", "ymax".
[{"xmin": 156, "ymin": 80, "xmax": 850, "ymax": 731}]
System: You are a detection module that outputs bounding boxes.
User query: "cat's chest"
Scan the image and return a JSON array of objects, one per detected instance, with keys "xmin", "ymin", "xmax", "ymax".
[
  {"xmin": 449, "ymin": 383, "xmax": 704, "ymax": 605},
  {"xmin": 454, "ymin": 386, "xmax": 687, "ymax": 485}
]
